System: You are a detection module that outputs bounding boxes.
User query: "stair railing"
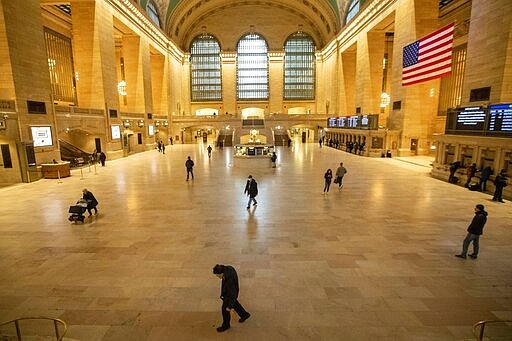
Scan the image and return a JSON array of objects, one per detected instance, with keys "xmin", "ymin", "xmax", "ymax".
[
  {"xmin": 0, "ymin": 317, "xmax": 68, "ymax": 341},
  {"xmin": 472, "ymin": 319, "xmax": 512, "ymax": 340}
]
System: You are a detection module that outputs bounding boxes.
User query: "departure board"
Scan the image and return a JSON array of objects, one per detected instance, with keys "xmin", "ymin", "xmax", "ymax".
[
  {"xmin": 488, "ymin": 103, "xmax": 512, "ymax": 132},
  {"xmin": 327, "ymin": 115, "xmax": 379, "ymax": 130},
  {"xmin": 456, "ymin": 106, "xmax": 486, "ymax": 130}
]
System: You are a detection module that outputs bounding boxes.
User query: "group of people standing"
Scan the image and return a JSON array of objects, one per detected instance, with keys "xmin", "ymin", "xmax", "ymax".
[
  {"xmin": 323, "ymin": 162, "xmax": 347, "ymax": 194},
  {"xmin": 449, "ymin": 161, "xmax": 508, "ymax": 202}
]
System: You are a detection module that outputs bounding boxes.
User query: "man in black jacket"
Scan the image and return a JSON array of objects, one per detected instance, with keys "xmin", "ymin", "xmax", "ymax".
[
  {"xmin": 82, "ymin": 188, "xmax": 98, "ymax": 216},
  {"xmin": 212, "ymin": 264, "xmax": 250, "ymax": 332},
  {"xmin": 455, "ymin": 204, "xmax": 488, "ymax": 259},
  {"xmin": 244, "ymin": 175, "xmax": 258, "ymax": 209}
]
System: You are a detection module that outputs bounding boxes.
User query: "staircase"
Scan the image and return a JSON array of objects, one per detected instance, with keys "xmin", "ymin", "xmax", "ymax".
[{"xmin": 59, "ymin": 139, "xmax": 94, "ymax": 167}]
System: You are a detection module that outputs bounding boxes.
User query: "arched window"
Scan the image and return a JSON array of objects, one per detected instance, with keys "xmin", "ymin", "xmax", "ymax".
[
  {"xmin": 190, "ymin": 33, "xmax": 222, "ymax": 101},
  {"xmin": 346, "ymin": 0, "xmax": 360, "ymax": 24},
  {"xmin": 237, "ymin": 33, "xmax": 269, "ymax": 100},
  {"xmin": 284, "ymin": 32, "xmax": 316, "ymax": 100},
  {"xmin": 147, "ymin": 1, "xmax": 160, "ymax": 27}
]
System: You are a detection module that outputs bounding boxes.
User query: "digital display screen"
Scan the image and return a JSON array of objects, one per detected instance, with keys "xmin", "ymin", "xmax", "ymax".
[
  {"xmin": 327, "ymin": 115, "xmax": 378, "ymax": 130},
  {"xmin": 488, "ymin": 104, "xmax": 512, "ymax": 132},
  {"xmin": 111, "ymin": 125, "xmax": 121, "ymax": 139},
  {"xmin": 148, "ymin": 125, "xmax": 155, "ymax": 136},
  {"xmin": 360, "ymin": 115, "xmax": 369, "ymax": 129},
  {"xmin": 347, "ymin": 116, "xmax": 358, "ymax": 128},
  {"xmin": 31, "ymin": 126, "xmax": 53, "ymax": 147},
  {"xmin": 456, "ymin": 107, "xmax": 486, "ymax": 130}
]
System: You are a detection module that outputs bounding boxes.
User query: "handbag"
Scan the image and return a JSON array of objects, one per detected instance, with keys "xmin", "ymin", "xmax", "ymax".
[{"xmin": 333, "ymin": 178, "xmax": 338, "ymax": 184}]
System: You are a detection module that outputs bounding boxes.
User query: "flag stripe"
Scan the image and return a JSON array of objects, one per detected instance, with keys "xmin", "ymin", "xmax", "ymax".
[
  {"xmin": 420, "ymin": 37, "xmax": 453, "ymax": 58},
  {"xmin": 402, "ymin": 23, "xmax": 454, "ymax": 86},
  {"xmin": 403, "ymin": 71, "xmax": 452, "ymax": 86},
  {"xmin": 403, "ymin": 61, "xmax": 452, "ymax": 81},
  {"xmin": 404, "ymin": 53, "xmax": 452, "ymax": 75}
]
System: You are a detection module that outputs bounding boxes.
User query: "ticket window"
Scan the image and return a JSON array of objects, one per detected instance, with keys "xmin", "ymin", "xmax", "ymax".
[
  {"xmin": 444, "ymin": 145, "xmax": 455, "ymax": 164},
  {"xmin": 461, "ymin": 147, "xmax": 473, "ymax": 166}
]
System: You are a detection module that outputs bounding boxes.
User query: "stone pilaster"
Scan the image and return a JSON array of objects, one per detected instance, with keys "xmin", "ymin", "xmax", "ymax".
[
  {"xmin": 72, "ymin": 0, "xmax": 118, "ymax": 111},
  {"xmin": 122, "ymin": 35, "xmax": 152, "ymax": 114},
  {"xmin": 389, "ymin": 0, "xmax": 440, "ymax": 155},
  {"xmin": 269, "ymin": 52, "xmax": 284, "ymax": 114},
  {"xmin": 462, "ymin": 0, "xmax": 512, "ymax": 104},
  {"xmin": 221, "ymin": 52, "xmax": 237, "ymax": 115},
  {"xmin": 356, "ymin": 31, "xmax": 385, "ymax": 115}
]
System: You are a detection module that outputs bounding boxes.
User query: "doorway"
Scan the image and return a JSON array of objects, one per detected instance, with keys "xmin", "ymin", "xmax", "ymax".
[
  {"xmin": 410, "ymin": 139, "xmax": 418, "ymax": 155},
  {"xmin": 95, "ymin": 138, "xmax": 101, "ymax": 153}
]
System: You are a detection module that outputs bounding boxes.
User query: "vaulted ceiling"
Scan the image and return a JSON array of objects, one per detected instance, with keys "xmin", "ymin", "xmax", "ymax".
[{"xmin": 148, "ymin": 0, "xmax": 352, "ymax": 50}]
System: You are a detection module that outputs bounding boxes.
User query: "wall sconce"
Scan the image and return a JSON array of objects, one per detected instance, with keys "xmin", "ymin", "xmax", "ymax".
[
  {"xmin": 163, "ymin": 121, "xmax": 168, "ymax": 127},
  {"xmin": 138, "ymin": 119, "xmax": 144, "ymax": 127},
  {"xmin": 117, "ymin": 80, "xmax": 127, "ymax": 96},
  {"xmin": 155, "ymin": 121, "xmax": 160, "ymax": 127},
  {"xmin": 123, "ymin": 120, "xmax": 131, "ymax": 128}
]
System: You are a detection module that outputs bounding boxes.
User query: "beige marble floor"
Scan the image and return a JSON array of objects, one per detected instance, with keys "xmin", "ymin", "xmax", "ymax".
[{"xmin": 0, "ymin": 141, "xmax": 511, "ymax": 341}]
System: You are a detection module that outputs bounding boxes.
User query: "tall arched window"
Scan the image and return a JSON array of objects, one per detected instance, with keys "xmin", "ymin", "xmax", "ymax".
[
  {"xmin": 284, "ymin": 32, "xmax": 316, "ymax": 100},
  {"xmin": 237, "ymin": 33, "xmax": 269, "ymax": 100},
  {"xmin": 190, "ymin": 33, "xmax": 222, "ymax": 101},
  {"xmin": 147, "ymin": 1, "xmax": 160, "ymax": 27},
  {"xmin": 346, "ymin": 0, "xmax": 360, "ymax": 24}
]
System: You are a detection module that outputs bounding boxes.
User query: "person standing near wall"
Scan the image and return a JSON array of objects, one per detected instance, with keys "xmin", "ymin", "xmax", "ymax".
[
  {"xmin": 492, "ymin": 169, "xmax": 508, "ymax": 203},
  {"xmin": 478, "ymin": 166, "xmax": 492, "ymax": 192}
]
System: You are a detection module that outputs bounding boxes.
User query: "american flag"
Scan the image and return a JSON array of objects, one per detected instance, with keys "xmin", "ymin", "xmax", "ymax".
[{"xmin": 402, "ymin": 23, "xmax": 454, "ymax": 86}]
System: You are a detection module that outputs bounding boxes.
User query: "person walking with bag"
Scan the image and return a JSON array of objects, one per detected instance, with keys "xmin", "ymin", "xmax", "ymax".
[
  {"xmin": 335, "ymin": 162, "xmax": 347, "ymax": 190},
  {"xmin": 244, "ymin": 175, "xmax": 258, "ymax": 209},
  {"xmin": 455, "ymin": 204, "xmax": 488, "ymax": 259}
]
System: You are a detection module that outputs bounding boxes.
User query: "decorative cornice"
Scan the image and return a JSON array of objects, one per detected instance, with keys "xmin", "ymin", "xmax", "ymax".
[
  {"xmin": 320, "ymin": 0, "xmax": 397, "ymax": 60},
  {"xmin": 106, "ymin": 0, "xmax": 185, "ymax": 62}
]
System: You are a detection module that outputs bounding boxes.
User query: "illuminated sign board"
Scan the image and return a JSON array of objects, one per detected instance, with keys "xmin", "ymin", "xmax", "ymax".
[
  {"xmin": 456, "ymin": 106, "xmax": 486, "ymax": 130},
  {"xmin": 488, "ymin": 103, "xmax": 512, "ymax": 132},
  {"xmin": 111, "ymin": 125, "xmax": 121, "ymax": 139},
  {"xmin": 31, "ymin": 126, "xmax": 53, "ymax": 147}
]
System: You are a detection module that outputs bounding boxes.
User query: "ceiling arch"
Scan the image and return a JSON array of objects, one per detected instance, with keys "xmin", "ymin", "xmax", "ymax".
[{"xmin": 160, "ymin": 0, "xmax": 343, "ymax": 50}]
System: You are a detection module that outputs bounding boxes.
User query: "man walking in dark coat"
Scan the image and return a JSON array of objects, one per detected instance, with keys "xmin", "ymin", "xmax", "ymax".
[
  {"xmin": 213, "ymin": 264, "xmax": 250, "ymax": 332},
  {"xmin": 244, "ymin": 175, "xmax": 258, "ymax": 209},
  {"xmin": 455, "ymin": 204, "xmax": 488, "ymax": 259},
  {"xmin": 185, "ymin": 156, "xmax": 194, "ymax": 181},
  {"xmin": 478, "ymin": 166, "xmax": 492, "ymax": 192}
]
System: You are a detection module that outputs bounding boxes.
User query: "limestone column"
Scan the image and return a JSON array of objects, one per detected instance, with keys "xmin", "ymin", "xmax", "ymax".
[
  {"xmin": 355, "ymin": 31, "xmax": 385, "ymax": 115},
  {"xmin": 462, "ymin": 0, "xmax": 512, "ymax": 104},
  {"xmin": 122, "ymin": 35, "xmax": 153, "ymax": 114},
  {"xmin": 0, "ymin": 0, "xmax": 62, "ymax": 167},
  {"xmin": 269, "ymin": 52, "xmax": 284, "ymax": 114},
  {"xmin": 221, "ymin": 52, "xmax": 237, "ymax": 116},
  {"xmin": 72, "ymin": 0, "xmax": 118, "ymax": 111},
  {"xmin": 150, "ymin": 53, "xmax": 166, "ymax": 115},
  {"xmin": 341, "ymin": 49, "xmax": 357, "ymax": 115},
  {"xmin": 389, "ymin": 0, "xmax": 440, "ymax": 156}
]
